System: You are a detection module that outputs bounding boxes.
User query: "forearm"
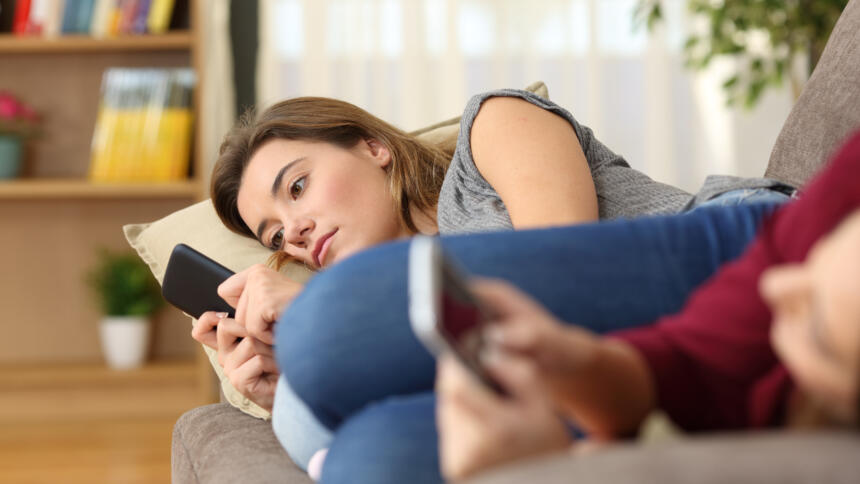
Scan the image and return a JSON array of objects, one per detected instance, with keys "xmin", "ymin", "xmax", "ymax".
[{"xmin": 550, "ymin": 330, "xmax": 656, "ymax": 439}]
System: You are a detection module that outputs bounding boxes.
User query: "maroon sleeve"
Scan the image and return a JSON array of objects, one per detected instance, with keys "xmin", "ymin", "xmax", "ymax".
[{"xmin": 611, "ymin": 130, "xmax": 860, "ymax": 432}]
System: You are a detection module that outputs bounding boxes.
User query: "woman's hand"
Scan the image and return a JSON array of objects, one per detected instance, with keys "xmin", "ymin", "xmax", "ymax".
[
  {"xmin": 436, "ymin": 352, "xmax": 571, "ymax": 480},
  {"xmin": 217, "ymin": 264, "xmax": 303, "ymax": 344},
  {"xmin": 217, "ymin": 316, "xmax": 279, "ymax": 411},
  {"xmin": 471, "ymin": 279, "xmax": 597, "ymax": 408},
  {"xmin": 191, "ymin": 312, "xmax": 279, "ymax": 411},
  {"xmin": 191, "ymin": 310, "xmax": 224, "ymax": 350},
  {"xmin": 471, "ymin": 278, "xmax": 655, "ymax": 438}
]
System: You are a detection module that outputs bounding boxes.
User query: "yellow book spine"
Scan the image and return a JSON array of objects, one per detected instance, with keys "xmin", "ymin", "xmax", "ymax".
[
  {"xmin": 89, "ymin": 106, "xmax": 116, "ymax": 182},
  {"xmin": 147, "ymin": 0, "xmax": 174, "ymax": 34}
]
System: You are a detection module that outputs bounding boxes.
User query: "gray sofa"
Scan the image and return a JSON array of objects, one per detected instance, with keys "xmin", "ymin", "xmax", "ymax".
[{"xmin": 172, "ymin": 1, "xmax": 860, "ymax": 482}]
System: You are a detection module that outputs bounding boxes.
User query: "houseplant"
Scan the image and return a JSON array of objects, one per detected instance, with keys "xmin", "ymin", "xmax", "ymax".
[
  {"xmin": 0, "ymin": 91, "xmax": 40, "ymax": 178},
  {"xmin": 636, "ymin": 0, "xmax": 849, "ymax": 107},
  {"xmin": 87, "ymin": 249, "xmax": 164, "ymax": 369}
]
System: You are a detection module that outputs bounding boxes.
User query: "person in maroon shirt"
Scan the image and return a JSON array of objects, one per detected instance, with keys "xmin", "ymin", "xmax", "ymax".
[{"xmin": 436, "ymin": 130, "xmax": 860, "ymax": 480}]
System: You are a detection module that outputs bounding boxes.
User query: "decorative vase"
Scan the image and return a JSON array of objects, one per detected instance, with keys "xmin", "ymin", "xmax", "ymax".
[
  {"xmin": 99, "ymin": 316, "xmax": 151, "ymax": 370},
  {"xmin": 0, "ymin": 134, "xmax": 23, "ymax": 179}
]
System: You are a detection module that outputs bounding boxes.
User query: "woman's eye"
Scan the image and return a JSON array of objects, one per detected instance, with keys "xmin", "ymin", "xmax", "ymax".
[
  {"xmin": 271, "ymin": 228, "xmax": 284, "ymax": 250},
  {"xmin": 289, "ymin": 176, "xmax": 306, "ymax": 199}
]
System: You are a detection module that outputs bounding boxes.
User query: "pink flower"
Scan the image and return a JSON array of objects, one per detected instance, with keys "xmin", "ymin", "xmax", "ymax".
[{"xmin": 0, "ymin": 92, "xmax": 20, "ymax": 120}]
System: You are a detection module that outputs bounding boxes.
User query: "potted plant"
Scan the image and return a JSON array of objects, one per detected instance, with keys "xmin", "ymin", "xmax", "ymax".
[
  {"xmin": 636, "ymin": 0, "xmax": 849, "ymax": 107},
  {"xmin": 87, "ymin": 249, "xmax": 164, "ymax": 370},
  {"xmin": 0, "ymin": 91, "xmax": 40, "ymax": 179}
]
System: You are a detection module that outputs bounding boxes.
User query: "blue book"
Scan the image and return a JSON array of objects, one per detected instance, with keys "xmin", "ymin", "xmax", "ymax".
[
  {"xmin": 61, "ymin": 0, "xmax": 80, "ymax": 33},
  {"xmin": 75, "ymin": 0, "xmax": 94, "ymax": 33}
]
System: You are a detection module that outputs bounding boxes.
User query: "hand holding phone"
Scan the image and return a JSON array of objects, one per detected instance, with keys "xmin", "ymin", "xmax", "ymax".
[{"xmin": 409, "ymin": 236, "xmax": 505, "ymax": 395}]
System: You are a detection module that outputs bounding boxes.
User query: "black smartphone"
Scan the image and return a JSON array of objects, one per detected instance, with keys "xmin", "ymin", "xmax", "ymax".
[
  {"xmin": 409, "ymin": 236, "xmax": 506, "ymax": 395},
  {"xmin": 162, "ymin": 243, "xmax": 235, "ymax": 319}
]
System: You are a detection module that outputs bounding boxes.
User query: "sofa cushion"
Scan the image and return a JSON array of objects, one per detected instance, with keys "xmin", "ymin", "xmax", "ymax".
[
  {"xmin": 464, "ymin": 431, "xmax": 860, "ymax": 484},
  {"xmin": 125, "ymin": 200, "xmax": 311, "ymax": 420},
  {"xmin": 766, "ymin": 0, "xmax": 860, "ymax": 187},
  {"xmin": 172, "ymin": 403, "xmax": 313, "ymax": 484},
  {"xmin": 124, "ymin": 81, "xmax": 549, "ymax": 419}
]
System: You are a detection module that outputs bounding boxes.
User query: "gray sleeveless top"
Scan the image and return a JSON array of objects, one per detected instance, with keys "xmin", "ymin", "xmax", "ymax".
[{"xmin": 436, "ymin": 89, "xmax": 693, "ymax": 234}]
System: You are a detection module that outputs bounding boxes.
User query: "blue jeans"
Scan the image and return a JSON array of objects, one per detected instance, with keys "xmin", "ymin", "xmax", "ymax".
[{"xmin": 273, "ymin": 200, "xmax": 784, "ymax": 483}]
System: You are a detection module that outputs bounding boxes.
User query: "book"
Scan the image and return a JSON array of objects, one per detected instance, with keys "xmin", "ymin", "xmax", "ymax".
[
  {"xmin": 0, "ymin": 0, "xmax": 19, "ymax": 33},
  {"xmin": 89, "ymin": 68, "xmax": 196, "ymax": 183},
  {"xmin": 145, "ymin": 0, "xmax": 171, "ymax": 34},
  {"xmin": 130, "ymin": 0, "xmax": 149, "ymax": 34},
  {"xmin": 89, "ymin": 0, "xmax": 114, "ymax": 37},
  {"xmin": 74, "ymin": 0, "xmax": 94, "ymax": 33},
  {"xmin": 61, "ymin": 0, "xmax": 79, "ymax": 33},
  {"xmin": 25, "ymin": 0, "xmax": 46, "ymax": 34},
  {"xmin": 42, "ymin": 0, "xmax": 64, "ymax": 37},
  {"xmin": 12, "ymin": 0, "xmax": 31, "ymax": 34},
  {"xmin": 116, "ymin": 0, "xmax": 136, "ymax": 34}
]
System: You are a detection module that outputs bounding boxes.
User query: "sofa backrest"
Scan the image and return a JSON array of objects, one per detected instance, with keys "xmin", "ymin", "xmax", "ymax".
[{"xmin": 766, "ymin": 0, "xmax": 860, "ymax": 187}]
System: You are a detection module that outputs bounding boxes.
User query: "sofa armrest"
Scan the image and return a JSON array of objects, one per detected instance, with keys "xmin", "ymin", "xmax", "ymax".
[
  {"xmin": 463, "ymin": 431, "xmax": 860, "ymax": 484},
  {"xmin": 172, "ymin": 404, "xmax": 313, "ymax": 484}
]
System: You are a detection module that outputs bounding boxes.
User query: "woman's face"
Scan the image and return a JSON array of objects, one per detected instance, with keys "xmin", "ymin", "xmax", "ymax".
[
  {"xmin": 237, "ymin": 138, "xmax": 409, "ymax": 269},
  {"xmin": 760, "ymin": 210, "xmax": 860, "ymax": 424}
]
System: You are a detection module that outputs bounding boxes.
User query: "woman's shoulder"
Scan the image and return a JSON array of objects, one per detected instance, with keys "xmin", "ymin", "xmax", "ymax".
[{"xmin": 460, "ymin": 88, "xmax": 559, "ymax": 124}]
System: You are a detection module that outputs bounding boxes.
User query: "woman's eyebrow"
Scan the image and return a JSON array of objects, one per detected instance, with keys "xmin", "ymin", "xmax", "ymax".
[
  {"xmin": 255, "ymin": 157, "xmax": 308, "ymax": 244},
  {"xmin": 271, "ymin": 157, "xmax": 306, "ymax": 197}
]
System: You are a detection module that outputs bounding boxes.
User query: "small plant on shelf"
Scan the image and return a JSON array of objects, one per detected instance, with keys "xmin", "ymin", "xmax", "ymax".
[
  {"xmin": 87, "ymin": 249, "xmax": 164, "ymax": 369},
  {"xmin": 0, "ymin": 91, "xmax": 40, "ymax": 179}
]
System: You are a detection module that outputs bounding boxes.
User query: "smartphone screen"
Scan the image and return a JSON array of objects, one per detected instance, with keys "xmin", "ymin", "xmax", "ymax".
[{"xmin": 437, "ymin": 258, "xmax": 506, "ymax": 395}]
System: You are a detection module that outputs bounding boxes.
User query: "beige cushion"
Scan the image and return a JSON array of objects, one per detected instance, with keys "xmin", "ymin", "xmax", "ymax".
[
  {"xmin": 124, "ymin": 81, "xmax": 549, "ymax": 419},
  {"xmin": 124, "ymin": 200, "xmax": 313, "ymax": 419}
]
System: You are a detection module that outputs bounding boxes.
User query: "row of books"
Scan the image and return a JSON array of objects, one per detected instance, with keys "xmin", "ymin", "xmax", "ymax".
[
  {"xmin": 0, "ymin": 0, "xmax": 185, "ymax": 37},
  {"xmin": 89, "ymin": 68, "xmax": 195, "ymax": 182}
]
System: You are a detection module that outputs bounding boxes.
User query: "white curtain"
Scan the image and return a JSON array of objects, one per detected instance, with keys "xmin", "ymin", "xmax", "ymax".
[{"xmin": 257, "ymin": 0, "xmax": 794, "ymax": 192}]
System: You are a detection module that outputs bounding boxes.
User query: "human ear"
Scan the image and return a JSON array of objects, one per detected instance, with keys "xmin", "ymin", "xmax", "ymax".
[{"xmin": 364, "ymin": 138, "xmax": 392, "ymax": 168}]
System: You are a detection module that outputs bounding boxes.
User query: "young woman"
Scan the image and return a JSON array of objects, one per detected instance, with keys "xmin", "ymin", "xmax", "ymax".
[
  {"xmin": 191, "ymin": 89, "xmax": 791, "ymax": 472},
  {"xmin": 270, "ymin": 129, "xmax": 860, "ymax": 484}
]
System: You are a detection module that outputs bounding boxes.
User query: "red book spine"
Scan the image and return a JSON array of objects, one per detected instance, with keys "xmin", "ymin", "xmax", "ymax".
[{"xmin": 12, "ymin": 0, "xmax": 32, "ymax": 34}]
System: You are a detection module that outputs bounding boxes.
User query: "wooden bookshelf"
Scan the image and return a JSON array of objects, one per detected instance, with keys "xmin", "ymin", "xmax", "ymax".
[
  {"xmin": 0, "ymin": 179, "xmax": 201, "ymax": 199},
  {"xmin": 0, "ymin": 31, "xmax": 193, "ymax": 54},
  {"xmin": 0, "ymin": 0, "xmax": 207, "ymax": 382}
]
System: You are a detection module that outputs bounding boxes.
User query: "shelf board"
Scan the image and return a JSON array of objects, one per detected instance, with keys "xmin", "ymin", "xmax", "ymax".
[
  {"xmin": 0, "ymin": 179, "xmax": 201, "ymax": 199},
  {"xmin": 0, "ymin": 32, "xmax": 193, "ymax": 54}
]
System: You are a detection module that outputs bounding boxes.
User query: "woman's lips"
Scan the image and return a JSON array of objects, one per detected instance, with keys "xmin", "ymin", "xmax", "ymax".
[{"xmin": 314, "ymin": 229, "xmax": 337, "ymax": 268}]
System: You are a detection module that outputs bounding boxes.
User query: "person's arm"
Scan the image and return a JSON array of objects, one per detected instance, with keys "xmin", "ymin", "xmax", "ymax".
[{"xmin": 470, "ymin": 97, "xmax": 598, "ymax": 229}]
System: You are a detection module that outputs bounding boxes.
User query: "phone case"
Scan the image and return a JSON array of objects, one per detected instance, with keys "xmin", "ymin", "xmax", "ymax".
[{"xmin": 162, "ymin": 243, "xmax": 236, "ymax": 319}]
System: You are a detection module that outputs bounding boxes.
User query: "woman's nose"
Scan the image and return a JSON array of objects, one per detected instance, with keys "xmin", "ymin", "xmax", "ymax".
[{"xmin": 286, "ymin": 217, "xmax": 315, "ymax": 248}]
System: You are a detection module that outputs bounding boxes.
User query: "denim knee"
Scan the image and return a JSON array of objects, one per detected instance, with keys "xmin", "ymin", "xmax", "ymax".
[
  {"xmin": 275, "ymin": 240, "xmax": 436, "ymax": 429},
  {"xmin": 320, "ymin": 393, "xmax": 440, "ymax": 484}
]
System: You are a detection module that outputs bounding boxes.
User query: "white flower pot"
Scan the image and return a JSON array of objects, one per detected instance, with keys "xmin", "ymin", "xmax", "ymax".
[{"xmin": 99, "ymin": 316, "xmax": 150, "ymax": 370}]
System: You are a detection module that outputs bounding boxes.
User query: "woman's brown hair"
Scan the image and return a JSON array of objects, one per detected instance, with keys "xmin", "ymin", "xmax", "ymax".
[{"xmin": 211, "ymin": 97, "xmax": 451, "ymax": 266}]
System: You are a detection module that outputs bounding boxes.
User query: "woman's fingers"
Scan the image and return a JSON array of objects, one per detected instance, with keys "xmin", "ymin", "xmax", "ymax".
[
  {"xmin": 437, "ymin": 355, "xmax": 501, "ymax": 421},
  {"xmin": 482, "ymin": 349, "xmax": 545, "ymax": 403},
  {"xmin": 221, "ymin": 264, "xmax": 302, "ymax": 345},
  {"xmin": 228, "ymin": 353, "xmax": 280, "ymax": 412},
  {"xmin": 191, "ymin": 311, "xmax": 226, "ymax": 350},
  {"xmin": 216, "ymin": 317, "xmax": 247, "ymax": 367},
  {"xmin": 217, "ymin": 267, "xmax": 253, "ymax": 307}
]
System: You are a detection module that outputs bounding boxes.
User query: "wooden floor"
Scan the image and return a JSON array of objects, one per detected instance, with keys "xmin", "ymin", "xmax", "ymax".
[{"xmin": 0, "ymin": 361, "xmax": 211, "ymax": 484}]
